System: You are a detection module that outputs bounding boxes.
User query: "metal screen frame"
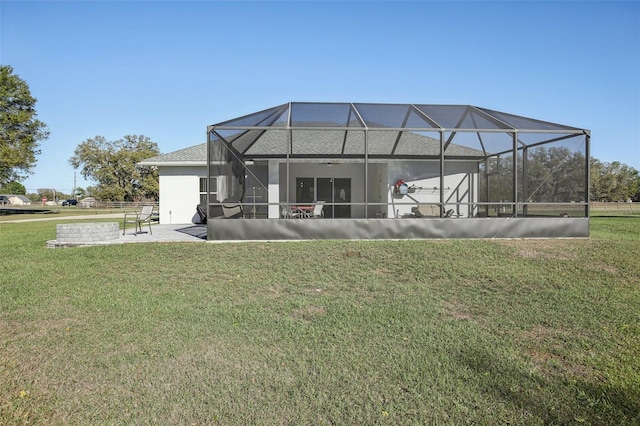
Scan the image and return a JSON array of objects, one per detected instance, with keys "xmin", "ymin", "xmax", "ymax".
[{"xmin": 207, "ymin": 103, "xmax": 590, "ymax": 240}]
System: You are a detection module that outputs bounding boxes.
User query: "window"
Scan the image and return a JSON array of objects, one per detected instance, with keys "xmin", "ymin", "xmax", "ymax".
[{"xmin": 200, "ymin": 177, "xmax": 218, "ymax": 204}]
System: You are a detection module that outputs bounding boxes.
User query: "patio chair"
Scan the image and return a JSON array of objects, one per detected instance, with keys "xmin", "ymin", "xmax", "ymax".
[
  {"xmin": 222, "ymin": 201, "xmax": 244, "ymax": 218},
  {"xmin": 307, "ymin": 201, "xmax": 325, "ymax": 218},
  {"xmin": 413, "ymin": 205, "xmax": 439, "ymax": 218},
  {"xmin": 123, "ymin": 205, "xmax": 155, "ymax": 235},
  {"xmin": 282, "ymin": 206, "xmax": 300, "ymax": 218}
]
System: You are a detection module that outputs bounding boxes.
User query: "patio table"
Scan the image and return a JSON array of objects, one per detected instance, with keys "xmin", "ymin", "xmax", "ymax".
[{"xmin": 291, "ymin": 205, "xmax": 313, "ymax": 218}]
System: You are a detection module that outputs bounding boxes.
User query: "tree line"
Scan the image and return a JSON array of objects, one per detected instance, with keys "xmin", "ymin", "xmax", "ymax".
[
  {"xmin": 590, "ymin": 159, "xmax": 639, "ymax": 202},
  {"xmin": 479, "ymin": 147, "xmax": 639, "ymax": 203},
  {"xmin": 1, "ymin": 64, "xmax": 639, "ymax": 203}
]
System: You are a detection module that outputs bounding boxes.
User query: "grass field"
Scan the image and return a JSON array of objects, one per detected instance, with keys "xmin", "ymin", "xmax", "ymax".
[
  {"xmin": 1, "ymin": 216, "xmax": 639, "ymax": 425},
  {"xmin": 0, "ymin": 207, "xmax": 126, "ymax": 222}
]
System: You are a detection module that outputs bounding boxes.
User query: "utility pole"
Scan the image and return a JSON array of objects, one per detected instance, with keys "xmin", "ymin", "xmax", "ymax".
[{"xmin": 73, "ymin": 172, "xmax": 77, "ymax": 200}]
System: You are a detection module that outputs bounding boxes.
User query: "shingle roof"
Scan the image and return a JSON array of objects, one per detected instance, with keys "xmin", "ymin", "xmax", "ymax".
[
  {"xmin": 141, "ymin": 132, "xmax": 485, "ymax": 166},
  {"xmin": 139, "ymin": 143, "xmax": 207, "ymax": 166},
  {"xmin": 234, "ymin": 129, "xmax": 484, "ymax": 158}
]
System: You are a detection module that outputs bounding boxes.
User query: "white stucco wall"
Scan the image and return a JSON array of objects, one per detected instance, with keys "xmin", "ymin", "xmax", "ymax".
[
  {"xmin": 157, "ymin": 166, "xmax": 206, "ymax": 224},
  {"xmin": 156, "ymin": 160, "xmax": 477, "ymax": 222}
]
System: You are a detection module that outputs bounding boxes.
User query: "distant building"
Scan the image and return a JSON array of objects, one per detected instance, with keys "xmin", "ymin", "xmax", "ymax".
[
  {"xmin": 7, "ymin": 195, "xmax": 32, "ymax": 206},
  {"xmin": 80, "ymin": 197, "xmax": 97, "ymax": 208}
]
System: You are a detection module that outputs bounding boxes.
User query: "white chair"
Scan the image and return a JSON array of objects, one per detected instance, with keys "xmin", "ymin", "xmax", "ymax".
[
  {"xmin": 123, "ymin": 205, "xmax": 155, "ymax": 235},
  {"xmin": 283, "ymin": 205, "xmax": 304, "ymax": 218},
  {"xmin": 308, "ymin": 201, "xmax": 325, "ymax": 218}
]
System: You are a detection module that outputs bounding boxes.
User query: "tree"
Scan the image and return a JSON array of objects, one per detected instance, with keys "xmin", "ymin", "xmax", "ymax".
[
  {"xmin": 525, "ymin": 147, "xmax": 586, "ymax": 202},
  {"xmin": 590, "ymin": 159, "xmax": 640, "ymax": 202},
  {"xmin": 25, "ymin": 192, "xmax": 40, "ymax": 203},
  {"xmin": 74, "ymin": 187, "xmax": 88, "ymax": 199},
  {"xmin": 85, "ymin": 185, "xmax": 98, "ymax": 198},
  {"xmin": 0, "ymin": 181, "xmax": 26, "ymax": 195},
  {"xmin": 0, "ymin": 65, "xmax": 50, "ymax": 186},
  {"xmin": 479, "ymin": 147, "xmax": 588, "ymax": 204},
  {"xmin": 69, "ymin": 135, "xmax": 160, "ymax": 201},
  {"xmin": 37, "ymin": 188, "xmax": 58, "ymax": 202}
]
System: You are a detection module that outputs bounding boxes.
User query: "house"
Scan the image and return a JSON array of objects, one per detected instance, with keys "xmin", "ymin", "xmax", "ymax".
[
  {"xmin": 7, "ymin": 195, "xmax": 32, "ymax": 206},
  {"xmin": 139, "ymin": 143, "xmax": 207, "ymax": 225},
  {"xmin": 79, "ymin": 197, "xmax": 97, "ymax": 208},
  {"xmin": 141, "ymin": 102, "xmax": 591, "ymax": 240}
]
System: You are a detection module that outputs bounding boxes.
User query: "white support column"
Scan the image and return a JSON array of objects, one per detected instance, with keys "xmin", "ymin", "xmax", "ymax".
[{"xmin": 268, "ymin": 160, "xmax": 280, "ymax": 218}]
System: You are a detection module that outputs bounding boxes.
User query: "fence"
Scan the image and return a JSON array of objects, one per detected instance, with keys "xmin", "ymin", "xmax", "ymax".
[
  {"xmin": 590, "ymin": 202, "xmax": 640, "ymax": 216},
  {"xmin": 590, "ymin": 201, "xmax": 639, "ymax": 210},
  {"xmin": 91, "ymin": 201, "xmax": 159, "ymax": 209}
]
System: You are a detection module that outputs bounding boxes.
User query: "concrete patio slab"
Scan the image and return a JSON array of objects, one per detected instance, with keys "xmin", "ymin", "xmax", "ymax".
[{"xmin": 2, "ymin": 213, "xmax": 209, "ymax": 247}]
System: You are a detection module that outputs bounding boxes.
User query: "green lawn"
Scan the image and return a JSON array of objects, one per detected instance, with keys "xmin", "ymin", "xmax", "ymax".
[
  {"xmin": 1, "ymin": 217, "xmax": 638, "ymax": 425},
  {"xmin": 0, "ymin": 207, "xmax": 123, "ymax": 222}
]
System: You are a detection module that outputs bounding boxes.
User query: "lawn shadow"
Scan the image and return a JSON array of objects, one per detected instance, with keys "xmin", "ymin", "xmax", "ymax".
[{"xmin": 456, "ymin": 346, "xmax": 640, "ymax": 424}]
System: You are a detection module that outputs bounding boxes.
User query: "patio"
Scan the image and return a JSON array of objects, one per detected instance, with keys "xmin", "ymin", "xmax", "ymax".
[
  {"xmin": 120, "ymin": 224, "xmax": 207, "ymax": 243},
  {"xmin": 46, "ymin": 222, "xmax": 207, "ymax": 247}
]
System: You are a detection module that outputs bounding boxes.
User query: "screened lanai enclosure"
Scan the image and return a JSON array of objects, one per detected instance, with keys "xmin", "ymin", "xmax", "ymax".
[{"xmin": 206, "ymin": 102, "xmax": 590, "ymax": 240}]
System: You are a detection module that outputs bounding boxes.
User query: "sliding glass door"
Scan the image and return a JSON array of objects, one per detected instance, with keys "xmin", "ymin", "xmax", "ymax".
[{"xmin": 295, "ymin": 177, "xmax": 351, "ymax": 218}]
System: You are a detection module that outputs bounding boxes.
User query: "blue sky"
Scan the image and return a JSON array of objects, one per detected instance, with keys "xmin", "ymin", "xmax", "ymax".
[{"xmin": 1, "ymin": 0, "xmax": 639, "ymax": 194}]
